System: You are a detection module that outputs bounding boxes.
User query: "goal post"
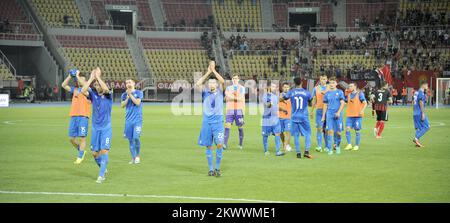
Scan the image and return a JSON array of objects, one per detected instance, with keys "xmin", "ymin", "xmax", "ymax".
[{"xmin": 436, "ymin": 78, "xmax": 450, "ymax": 109}]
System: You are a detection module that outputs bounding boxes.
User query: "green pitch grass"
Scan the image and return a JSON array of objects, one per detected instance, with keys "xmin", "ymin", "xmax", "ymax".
[{"xmin": 0, "ymin": 104, "xmax": 449, "ymax": 203}]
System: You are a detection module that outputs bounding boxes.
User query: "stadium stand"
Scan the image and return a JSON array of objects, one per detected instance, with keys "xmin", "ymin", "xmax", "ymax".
[
  {"xmin": 56, "ymin": 35, "xmax": 137, "ymax": 81},
  {"xmin": 1, "ymin": 0, "xmax": 29, "ymax": 22},
  {"xmin": 140, "ymin": 38, "xmax": 209, "ymax": 81},
  {"xmin": 30, "ymin": 0, "xmax": 82, "ymax": 27},
  {"xmin": 0, "ymin": 63, "xmax": 15, "ymax": 81},
  {"xmin": 0, "ymin": 0, "xmax": 39, "ymax": 40},
  {"xmin": 346, "ymin": 0, "xmax": 397, "ymax": 28},
  {"xmin": 212, "ymin": 0, "xmax": 262, "ymax": 32},
  {"xmin": 162, "ymin": 0, "xmax": 213, "ymax": 28},
  {"xmin": 223, "ymin": 36, "xmax": 298, "ymax": 79}
]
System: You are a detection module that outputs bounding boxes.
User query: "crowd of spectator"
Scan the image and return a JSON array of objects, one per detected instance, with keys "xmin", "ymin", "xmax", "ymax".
[{"xmin": 396, "ymin": 8, "xmax": 449, "ymax": 27}]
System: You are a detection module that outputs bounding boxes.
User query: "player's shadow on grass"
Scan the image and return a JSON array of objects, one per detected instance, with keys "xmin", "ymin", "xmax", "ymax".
[{"xmin": 57, "ymin": 166, "xmax": 95, "ymax": 180}]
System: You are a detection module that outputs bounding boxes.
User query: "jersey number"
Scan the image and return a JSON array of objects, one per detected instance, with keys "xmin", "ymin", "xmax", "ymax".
[
  {"xmin": 377, "ymin": 93, "xmax": 383, "ymax": 102},
  {"xmin": 294, "ymin": 96, "xmax": 304, "ymax": 110}
]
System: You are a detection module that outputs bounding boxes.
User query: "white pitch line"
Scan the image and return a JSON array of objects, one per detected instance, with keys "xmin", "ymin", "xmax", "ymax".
[{"xmin": 0, "ymin": 190, "xmax": 289, "ymax": 203}]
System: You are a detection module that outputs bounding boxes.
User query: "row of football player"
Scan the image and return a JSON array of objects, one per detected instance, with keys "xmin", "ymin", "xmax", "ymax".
[
  {"xmin": 61, "ymin": 67, "xmax": 143, "ymax": 183},
  {"xmin": 194, "ymin": 61, "xmax": 431, "ymax": 176}
]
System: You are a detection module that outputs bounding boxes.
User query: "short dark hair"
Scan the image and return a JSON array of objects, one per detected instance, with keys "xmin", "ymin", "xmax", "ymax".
[
  {"xmin": 420, "ymin": 80, "xmax": 428, "ymax": 86},
  {"xmin": 320, "ymin": 74, "xmax": 328, "ymax": 78},
  {"xmin": 293, "ymin": 77, "xmax": 302, "ymax": 86},
  {"xmin": 329, "ymin": 76, "xmax": 337, "ymax": 82},
  {"xmin": 282, "ymin": 82, "xmax": 290, "ymax": 87}
]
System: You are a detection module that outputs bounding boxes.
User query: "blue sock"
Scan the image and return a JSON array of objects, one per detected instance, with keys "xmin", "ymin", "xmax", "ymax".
[
  {"xmin": 206, "ymin": 149, "xmax": 213, "ymax": 171},
  {"xmin": 99, "ymin": 153, "xmax": 109, "ymax": 177},
  {"xmin": 275, "ymin": 135, "xmax": 281, "ymax": 153},
  {"xmin": 326, "ymin": 134, "xmax": 332, "ymax": 149},
  {"xmin": 294, "ymin": 136, "xmax": 300, "ymax": 153},
  {"xmin": 129, "ymin": 139, "xmax": 136, "ymax": 159},
  {"xmin": 263, "ymin": 135, "xmax": 268, "ymax": 152},
  {"xmin": 346, "ymin": 131, "xmax": 352, "ymax": 144},
  {"xmin": 324, "ymin": 132, "xmax": 329, "ymax": 148},
  {"xmin": 77, "ymin": 149, "xmax": 85, "ymax": 159},
  {"xmin": 335, "ymin": 132, "xmax": 341, "ymax": 147},
  {"xmin": 317, "ymin": 130, "xmax": 322, "ymax": 147},
  {"xmin": 94, "ymin": 156, "xmax": 101, "ymax": 167},
  {"xmin": 305, "ymin": 134, "xmax": 311, "ymax": 151},
  {"xmin": 215, "ymin": 148, "xmax": 223, "ymax": 170},
  {"xmin": 134, "ymin": 138, "xmax": 141, "ymax": 157},
  {"xmin": 355, "ymin": 131, "xmax": 361, "ymax": 146},
  {"xmin": 415, "ymin": 127, "xmax": 429, "ymax": 139}
]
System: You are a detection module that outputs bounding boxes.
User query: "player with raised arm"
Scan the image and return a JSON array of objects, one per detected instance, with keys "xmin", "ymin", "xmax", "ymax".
[
  {"xmin": 344, "ymin": 83, "xmax": 367, "ymax": 151},
  {"xmin": 412, "ymin": 80, "xmax": 430, "ymax": 147},
  {"xmin": 81, "ymin": 68, "xmax": 113, "ymax": 183},
  {"xmin": 371, "ymin": 82, "xmax": 392, "ymax": 139},
  {"xmin": 262, "ymin": 82, "xmax": 285, "ymax": 157},
  {"xmin": 223, "ymin": 74, "xmax": 245, "ymax": 150},
  {"xmin": 322, "ymin": 76, "xmax": 345, "ymax": 155},
  {"xmin": 281, "ymin": 77, "xmax": 312, "ymax": 159},
  {"xmin": 61, "ymin": 69, "xmax": 91, "ymax": 164},
  {"xmin": 279, "ymin": 83, "xmax": 292, "ymax": 152},
  {"xmin": 310, "ymin": 74, "xmax": 329, "ymax": 152},
  {"xmin": 121, "ymin": 79, "xmax": 143, "ymax": 164},
  {"xmin": 196, "ymin": 61, "xmax": 225, "ymax": 177}
]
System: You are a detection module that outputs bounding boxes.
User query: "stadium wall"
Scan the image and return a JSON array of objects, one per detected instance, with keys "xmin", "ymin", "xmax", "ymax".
[{"xmin": 0, "ymin": 46, "xmax": 58, "ymax": 86}]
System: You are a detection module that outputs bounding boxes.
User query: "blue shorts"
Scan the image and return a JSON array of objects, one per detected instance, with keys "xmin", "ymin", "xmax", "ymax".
[
  {"xmin": 315, "ymin": 109, "xmax": 324, "ymax": 128},
  {"xmin": 198, "ymin": 121, "xmax": 224, "ymax": 147},
  {"xmin": 124, "ymin": 121, "xmax": 142, "ymax": 140},
  {"xmin": 91, "ymin": 125, "xmax": 112, "ymax": 152},
  {"xmin": 291, "ymin": 120, "xmax": 311, "ymax": 137},
  {"xmin": 68, "ymin": 116, "xmax": 89, "ymax": 137},
  {"xmin": 326, "ymin": 115, "xmax": 343, "ymax": 132},
  {"xmin": 346, "ymin": 117, "xmax": 362, "ymax": 130},
  {"xmin": 262, "ymin": 122, "xmax": 281, "ymax": 136},
  {"xmin": 413, "ymin": 115, "xmax": 429, "ymax": 130},
  {"xmin": 280, "ymin": 118, "xmax": 291, "ymax": 133},
  {"xmin": 226, "ymin": 109, "xmax": 244, "ymax": 127}
]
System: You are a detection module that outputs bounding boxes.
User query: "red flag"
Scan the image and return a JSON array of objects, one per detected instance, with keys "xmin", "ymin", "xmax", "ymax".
[{"xmin": 379, "ymin": 65, "xmax": 392, "ymax": 85}]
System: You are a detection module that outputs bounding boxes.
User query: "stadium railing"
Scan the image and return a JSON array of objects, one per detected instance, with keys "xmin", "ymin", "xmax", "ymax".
[
  {"xmin": 136, "ymin": 26, "xmax": 213, "ymax": 32},
  {"xmin": 0, "ymin": 49, "xmax": 16, "ymax": 78},
  {"xmin": 49, "ymin": 23, "xmax": 127, "ymax": 31}
]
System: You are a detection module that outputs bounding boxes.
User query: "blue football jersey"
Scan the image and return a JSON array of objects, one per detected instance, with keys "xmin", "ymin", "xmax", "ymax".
[
  {"xmin": 413, "ymin": 89, "xmax": 425, "ymax": 116},
  {"xmin": 89, "ymin": 89, "xmax": 113, "ymax": 129},
  {"xmin": 323, "ymin": 89, "xmax": 345, "ymax": 115},
  {"xmin": 283, "ymin": 88, "xmax": 311, "ymax": 122},
  {"xmin": 262, "ymin": 92, "xmax": 279, "ymax": 126},
  {"xmin": 202, "ymin": 88, "xmax": 224, "ymax": 124},
  {"xmin": 121, "ymin": 90, "xmax": 143, "ymax": 123}
]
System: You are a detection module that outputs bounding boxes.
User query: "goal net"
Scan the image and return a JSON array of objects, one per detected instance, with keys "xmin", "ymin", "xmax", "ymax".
[{"xmin": 436, "ymin": 78, "xmax": 450, "ymax": 109}]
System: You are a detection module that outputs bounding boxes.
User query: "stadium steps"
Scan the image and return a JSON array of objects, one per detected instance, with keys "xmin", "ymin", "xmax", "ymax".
[
  {"xmin": 332, "ymin": 0, "xmax": 346, "ymax": 28},
  {"xmin": 147, "ymin": 0, "xmax": 165, "ymax": 28},
  {"xmin": 125, "ymin": 34, "xmax": 151, "ymax": 80},
  {"xmin": 214, "ymin": 34, "xmax": 229, "ymax": 75},
  {"xmin": 19, "ymin": 0, "xmax": 63, "ymax": 70},
  {"xmin": 75, "ymin": 0, "xmax": 95, "ymax": 25},
  {"xmin": 260, "ymin": 0, "xmax": 274, "ymax": 31}
]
